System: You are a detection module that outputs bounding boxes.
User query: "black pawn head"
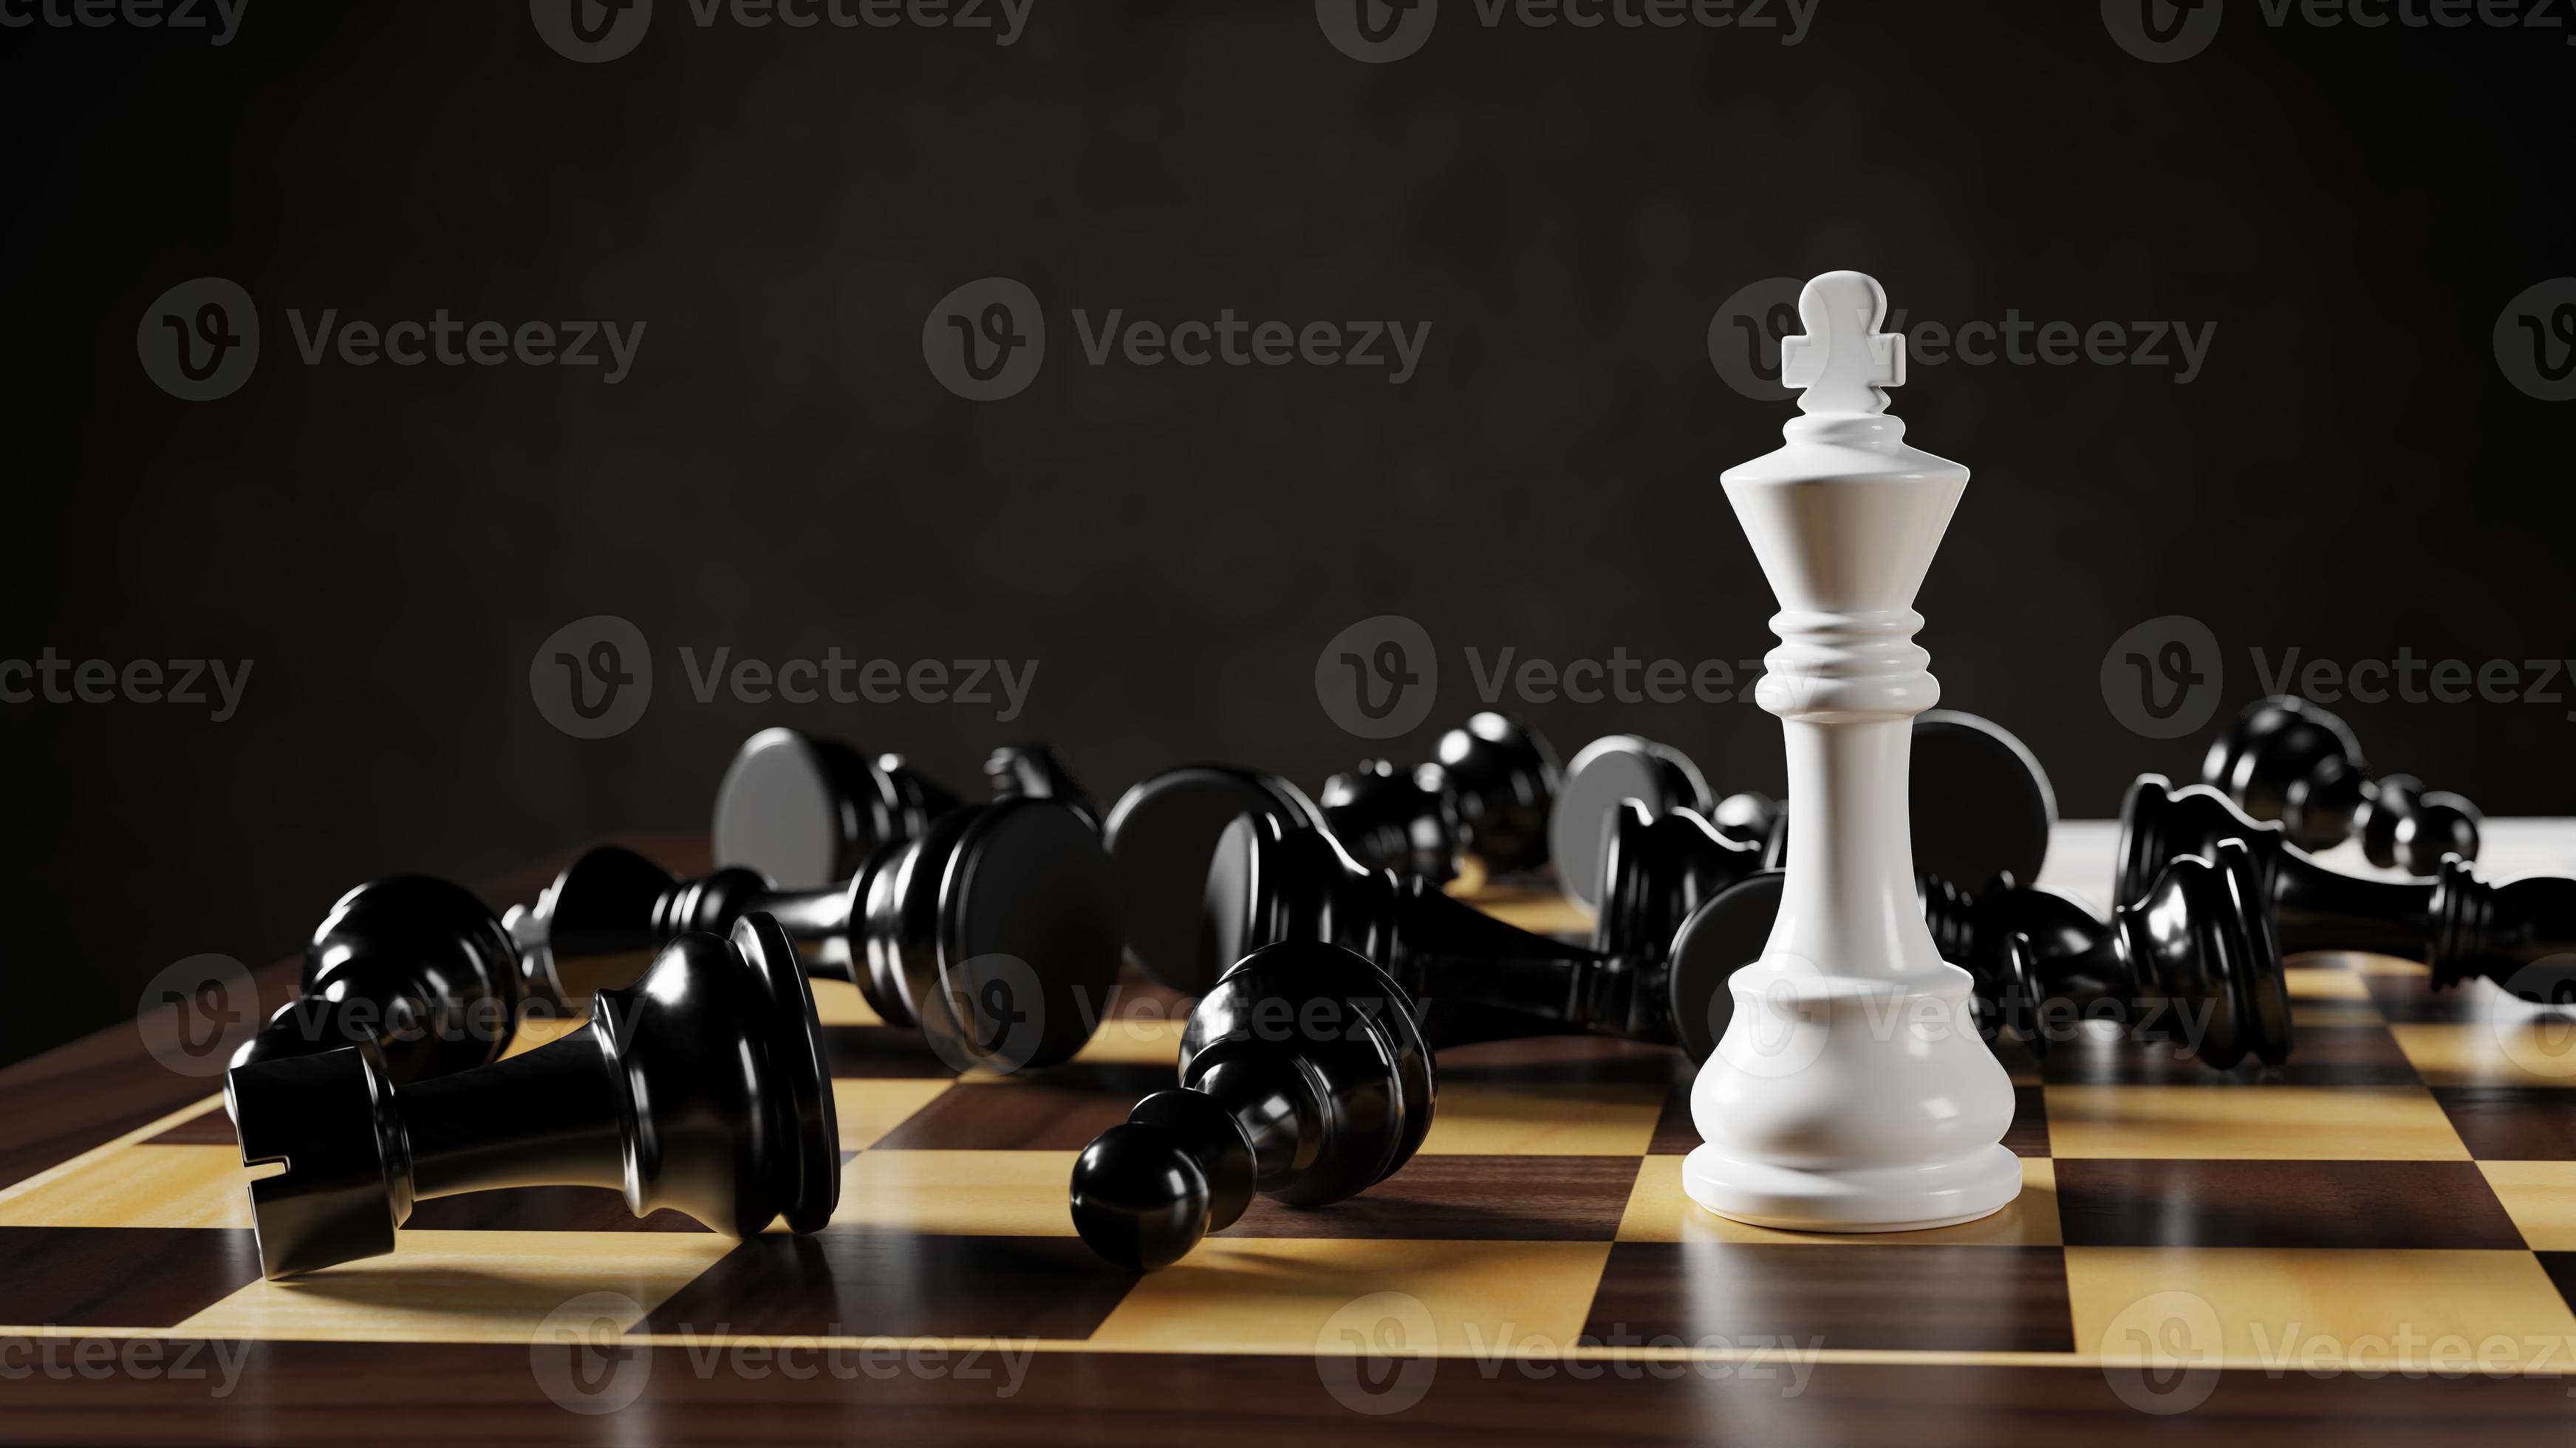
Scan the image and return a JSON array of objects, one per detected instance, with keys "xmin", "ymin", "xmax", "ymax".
[
  {"xmin": 858, "ymin": 797, "xmax": 1124, "ymax": 1074},
  {"xmin": 713, "ymin": 728, "xmax": 962, "ymax": 889},
  {"xmin": 1430, "ymin": 711, "xmax": 1562, "ymax": 875},
  {"xmin": 1661, "ymin": 871, "xmax": 1784, "ymax": 1065},
  {"xmin": 2200, "ymin": 696, "xmax": 2368, "ymax": 853},
  {"xmin": 1591, "ymin": 800, "xmax": 1763, "ymax": 959},
  {"xmin": 985, "ymin": 742, "xmax": 1101, "ymax": 831},
  {"xmin": 1069, "ymin": 1090, "xmax": 1257, "ymax": 1272},
  {"xmin": 235, "ymin": 876, "xmax": 525, "ymax": 1085},
  {"xmin": 1710, "ymin": 791, "xmax": 1782, "ymax": 851},
  {"xmin": 1910, "ymin": 711, "xmax": 2056, "ymax": 895},
  {"xmin": 1551, "ymin": 736, "xmax": 1712, "ymax": 912},
  {"xmin": 1320, "ymin": 759, "xmax": 1460, "ymax": 883},
  {"xmin": 2107, "ymin": 839, "xmax": 2290, "ymax": 1070},
  {"xmin": 594, "ymin": 915, "xmax": 842, "ymax": 1235},
  {"xmin": 2358, "ymin": 775, "xmax": 2483, "ymax": 875},
  {"xmin": 1103, "ymin": 765, "xmax": 1327, "ymax": 994}
]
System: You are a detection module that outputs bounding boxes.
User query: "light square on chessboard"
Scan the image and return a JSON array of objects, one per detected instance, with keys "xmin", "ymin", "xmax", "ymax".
[
  {"xmin": 832, "ymin": 1150, "xmax": 1080, "ymax": 1236},
  {"xmin": 1615, "ymin": 1155, "xmax": 2060, "ymax": 1246},
  {"xmin": 2479, "ymin": 1162, "xmax": 2576, "ymax": 1250},
  {"xmin": 2392, "ymin": 1022, "xmax": 2576, "ymax": 1088},
  {"xmin": 807, "ymin": 977, "xmax": 884, "ymax": 1027},
  {"xmin": 173, "ymin": 1229, "xmax": 736, "ymax": 1344},
  {"xmin": 2062, "ymin": 1248, "xmax": 2576, "ymax": 1370},
  {"xmin": 1415, "ymin": 1082, "xmax": 1666, "ymax": 1155},
  {"xmin": 1087, "ymin": 1238, "xmax": 1610, "ymax": 1355},
  {"xmin": 1052, "ymin": 1015, "xmax": 1186, "ymax": 1069},
  {"xmin": 2284, "ymin": 968, "xmax": 2385, "ymax": 1027},
  {"xmin": 832, "ymin": 1079, "xmax": 957, "ymax": 1152},
  {"xmin": 2043, "ymin": 1085, "xmax": 2470, "ymax": 1159},
  {"xmin": 0, "ymin": 1144, "xmax": 250, "ymax": 1230}
]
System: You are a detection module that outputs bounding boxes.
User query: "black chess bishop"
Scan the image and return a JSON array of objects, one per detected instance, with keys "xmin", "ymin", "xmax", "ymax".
[
  {"xmin": 712, "ymin": 726, "xmax": 1095, "ymax": 889},
  {"xmin": 1068, "ymin": 941, "xmax": 1433, "ymax": 1271},
  {"xmin": 1103, "ymin": 712, "xmax": 1557, "ymax": 994},
  {"xmin": 2120, "ymin": 774, "xmax": 2576, "ymax": 1001},
  {"xmin": 228, "ymin": 915, "xmax": 839, "ymax": 1277},
  {"xmin": 2201, "ymin": 694, "xmax": 2482, "ymax": 872},
  {"xmin": 1661, "ymin": 841, "xmax": 2289, "ymax": 1070}
]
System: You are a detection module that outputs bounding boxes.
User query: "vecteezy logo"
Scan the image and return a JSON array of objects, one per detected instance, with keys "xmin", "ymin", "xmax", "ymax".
[
  {"xmin": 1315, "ymin": 1291, "xmax": 1438, "ymax": 1415},
  {"xmin": 530, "ymin": 615, "xmax": 655, "ymax": 739},
  {"xmin": 530, "ymin": 1292, "xmax": 652, "ymax": 1414},
  {"xmin": 1316, "ymin": 615, "xmax": 1438, "ymax": 740},
  {"xmin": 923, "ymin": 278, "xmax": 1047, "ymax": 400},
  {"xmin": 137, "ymin": 279, "xmax": 260, "ymax": 401},
  {"xmin": 2102, "ymin": 0, "xmax": 2224, "ymax": 62},
  {"xmin": 1316, "ymin": 0, "xmax": 1438, "ymax": 63},
  {"xmin": 137, "ymin": 954, "xmax": 259, "ymax": 1078},
  {"xmin": 2098, "ymin": 1291, "xmax": 2223, "ymax": 1415},
  {"xmin": 923, "ymin": 953, "xmax": 1050, "ymax": 1076},
  {"xmin": 2100, "ymin": 615, "xmax": 2223, "ymax": 740},
  {"xmin": 2496, "ymin": 279, "xmax": 2576, "ymax": 403},
  {"xmin": 1707, "ymin": 276, "xmax": 1805, "ymax": 403},
  {"xmin": 530, "ymin": 0, "xmax": 653, "ymax": 62}
]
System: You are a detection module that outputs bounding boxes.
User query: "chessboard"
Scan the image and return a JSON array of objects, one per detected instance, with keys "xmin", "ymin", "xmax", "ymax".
[{"xmin": 4, "ymin": 826, "xmax": 2576, "ymax": 1444}]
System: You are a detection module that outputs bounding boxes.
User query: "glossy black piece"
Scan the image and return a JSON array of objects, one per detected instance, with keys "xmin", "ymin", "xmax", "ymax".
[
  {"xmin": 986, "ymin": 742, "xmax": 1101, "ymax": 831},
  {"xmin": 1067, "ymin": 943, "xmax": 1432, "ymax": 1271},
  {"xmin": 1548, "ymin": 734, "xmax": 1723, "ymax": 911},
  {"xmin": 2201, "ymin": 694, "xmax": 2482, "ymax": 872},
  {"xmin": 1319, "ymin": 713, "xmax": 1565, "ymax": 886},
  {"xmin": 1104, "ymin": 765, "xmax": 1328, "ymax": 995},
  {"xmin": 231, "ymin": 878, "xmax": 528, "ymax": 1085},
  {"xmin": 1206, "ymin": 806, "xmax": 1743, "ymax": 1048},
  {"xmin": 527, "ymin": 797, "xmax": 1121, "ymax": 1073},
  {"xmin": 1427, "ymin": 711, "xmax": 1562, "ymax": 875},
  {"xmin": 711, "ymin": 727, "xmax": 968, "ymax": 890},
  {"xmin": 228, "ymin": 914, "xmax": 838, "ymax": 1278},
  {"xmin": 2119, "ymin": 774, "xmax": 2576, "ymax": 998},
  {"xmin": 1663, "ymin": 841, "xmax": 2288, "ymax": 1070}
]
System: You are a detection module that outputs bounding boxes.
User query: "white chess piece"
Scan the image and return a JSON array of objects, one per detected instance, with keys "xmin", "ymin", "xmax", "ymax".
[{"xmin": 1682, "ymin": 270, "xmax": 2022, "ymax": 1232}]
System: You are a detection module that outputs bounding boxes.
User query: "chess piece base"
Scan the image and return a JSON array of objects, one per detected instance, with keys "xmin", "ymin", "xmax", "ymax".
[{"xmin": 1681, "ymin": 1140, "xmax": 2021, "ymax": 1232}]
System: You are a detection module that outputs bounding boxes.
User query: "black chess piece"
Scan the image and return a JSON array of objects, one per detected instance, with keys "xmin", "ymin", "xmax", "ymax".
[
  {"xmin": 712, "ymin": 727, "xmax": 968, "ymax": 889},
  {"xmin": 987, "ymin": 741, "xmax": 1100, "ymax": 830},
  {"xmin": 228, "ymin": 914, "xmax": 838, "ymax": 1278},
  {"xmin": 1318, "ymin": 712, "xmax": 1563, "ymax": 885},
  {"xmin": 230, "ymin": 878, "xmax": 533, "ymax": 1085},
  {"xmin": 1550, "ymin": 734, "xmax": 1775, "ymax": 912},
  {"xmin": 1659, "ymin": 841, "xmax": 2289, "ymax": 1070},
  {"xmin": 2201, "ymin": 695, "xmax": 2482, "ymax": 872},
  {"xmin": 2119, "ymin": 775, "xmax": 2576, "ymax": 1001},
  {"xmin": 1067, "ymin": 941, "xmax": 1432, "ymax": 1271},
  {"xmin": 1103, "ymin": 714, "xmax": 1559, "ymax": 995},
  {"xmin": 1548, "ymin": 710, "xmax": 2047, "ymax": 912},
  {"xmin": 520, "ymin": 797, "xmax": 1121, "ymax": 1073},
  {"xmin": 1203, "ymin": 803, "xmax": 1756, "ymax": 1048}
]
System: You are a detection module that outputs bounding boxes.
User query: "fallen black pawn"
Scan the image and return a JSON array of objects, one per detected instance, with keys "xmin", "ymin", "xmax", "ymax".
[
  {"xmin": 230, "ymin": 876, "xmax": 531, "ymax": 1085},
  {"xmin": 1068, "ymin": 941, "xmax": 1433, "ymax": 1271},
  {"xmin": 2119, "ymin": 774, "xmax": 2576, "ymax": 1001},
  {"xmin": 2201, "ymin": 694, "xmax": 2482, "ymax": 872},
  {"xmin": 228, "ymin": 914, "xmax": 838, "ymax": 1278}
]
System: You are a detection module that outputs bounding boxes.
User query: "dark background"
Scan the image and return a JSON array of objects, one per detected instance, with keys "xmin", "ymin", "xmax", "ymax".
[{"xmin": 3, "ymin": 0, "xmax": 2569, "ymax": 1070}]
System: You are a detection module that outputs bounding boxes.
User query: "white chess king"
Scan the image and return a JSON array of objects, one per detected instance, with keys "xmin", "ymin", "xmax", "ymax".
[{"xmin": 1684, "ymin": 270, "xmax": 2023, "ymax": 1232}]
